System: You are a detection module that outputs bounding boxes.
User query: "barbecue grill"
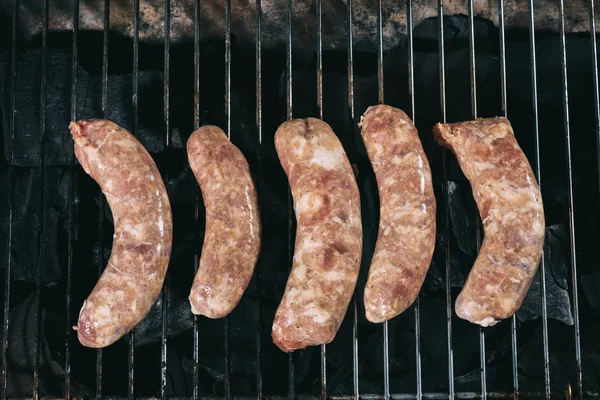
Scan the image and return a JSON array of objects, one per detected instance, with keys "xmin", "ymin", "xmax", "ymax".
[{"xmin": 1, "ymin": 0, "xmax": 599, "ymax": 399}]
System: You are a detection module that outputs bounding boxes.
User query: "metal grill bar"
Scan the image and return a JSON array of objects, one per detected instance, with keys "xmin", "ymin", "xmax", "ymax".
[
  {"xmin": 317, "ymin": 0, "xmax": 324, "ymax": 121},
  {"xmin": 192, "ymin": 0, "xmax": 201, "ymax": 399},
  {"xmin": 254, "ymin": 0, "xmax": 264, "ymax": 397},
  {"xmin": 33, "ymin": 1, "xmax": 50, "ymax": 398},
  {"xmin": 96, "ymin": 0, "xmax": 111, "ymax": 394},
  {"xmin": 161, "ymin": 0, "xmax": 172, "ymax": 397},
  {"xmin": 498, "ymin": 0, "xmax": 507, "ymax": 118},
  {"xmin": 374, "ymin": 4, "xmax": 390, "ymax": 399},
  {"xmin": 1, "ymin": 0, "xmax": 19, "ymax": 397},
  {"xmin": 376, "ymin": 0, "xmax": 384, "ymax": 105},
  {"xmin": 467, "ymin": 0, "xmax": 478, "ymax": 119},
  {"xmin": 65, "ymin": 0, "xmax": 80, "ymax": 398},
  {"xmin": 345, "ymin": 0, "xmax": 360, "ymax": 398},
  {"xmin": 466, "ymin": 2, "xmax": 488, "ymax": 399},
  {"xmin": 405, "ymin": 2, "xmax": 423, "ymax": 399},
  {"xmin": 11, "ymin": 391, "xmax": 600, "ymax": 400},
  {"xmin": 557, "ymin": 1, "xmax": 583, "ymax": 397},
  {"xmin": 224, "ymin": 0, "xmax": 233, "ymax": 396},
  {"xmin": 225, "ymin": 0, "xmax": 232, "ymax": 141},
  {"xmin": 315, "ymin": 0, "xmax": 327, "ymax": 396},
  {"xmin": 286, "ymin": 0, "xmax": 293, "ymax": 122},
  {"xmin": 496, "ymin": 2, "xmax": 520, "ymax": 398},
  {"xmin": 101, "ymin": 0, "xmax": 109, "ymax": 115},
  {"xmin": 285, "ymin": 1, "xmax": 295, "ymax": 399},
  {"xmin": 132, "ymin": 0, "xmax": 140, "ymax": 136},
  {"xmin": 129, "ymin": 0, "xmax": 141, "ymax": 396},
  {"xmin": 590, "ymin": 0, "xmax": 600, "ymax": 199},
  {"xmin": 526, "ymin": 1, "xmax": 551, "ymax": 398},
  {"xmin": 437, "ymin": 2, "xmax": 454, "ymax": 399},
  {"xmin": 0, "ymin": 1, "xmax": 592, "ymax": 399}
]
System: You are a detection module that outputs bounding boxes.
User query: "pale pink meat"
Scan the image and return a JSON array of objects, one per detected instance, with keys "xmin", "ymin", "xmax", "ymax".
[
  {"xmin": 70, "ymin": 119, "xmax": 172, "ymax": 348},
  {"xmin": 187, "ymin": 125, "xmax": 261, "ymax": 318},
  {"xmin": 360, "ymin": 105, "xmax": 436, "ymax": 323},
  {"xmin": 433, "ymin": 117, "xmax": 545, "ymax": 326},
  {"xmin": 272, "ymin": 118, "xmax": 362, "ymax": 352}
]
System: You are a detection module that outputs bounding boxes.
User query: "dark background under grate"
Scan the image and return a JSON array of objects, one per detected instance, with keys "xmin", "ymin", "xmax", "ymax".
[{"xmin": 0, "ymin": 0, "xmax": 599, "ymax": 399}]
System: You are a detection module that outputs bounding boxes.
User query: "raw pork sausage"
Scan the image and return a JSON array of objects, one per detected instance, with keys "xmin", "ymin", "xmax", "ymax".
[
  {"xmin": 359, "ymin": 105, "xmax": 436, "ymax": 323},
  {"xmin": 70, "ymin": 119, "xmax": 173, "ymax": 348},
  {"xmin": 433, "ymin": 117, "xmax": 545, "ymax": 326},
  {"xmin": 187, "ymin": 126, "xmax": 261, "ymax": 318},
  {"xmin": 272, "ymin": 118, "xmax": 362, "ymax": 352}
]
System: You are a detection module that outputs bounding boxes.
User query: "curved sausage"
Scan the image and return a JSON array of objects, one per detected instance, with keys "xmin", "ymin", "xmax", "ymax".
[
  {"xmin": 187, "ymin": 126, "xmax": 261, "ymax": 318},
  {"xmin": 272, "ymin": 118, "xmax": 362, "ymax": 352},
  {"xmin": 359, "ymin": 105, "xmax": 436, "ymax": 323},
  {"xmin": 433, "ymin": 117, "xmax": 545, "ymax": 326},
  {"xmin": 70, "ymin": 119, "xmax": 173, "ymax": 348}
]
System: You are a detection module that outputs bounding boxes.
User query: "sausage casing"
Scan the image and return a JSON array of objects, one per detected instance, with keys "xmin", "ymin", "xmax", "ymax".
[
  {"xmin": 360, "ymin": 105, "xmax": 436, "ymax": 323},
  {"xmin": 70, "ymin": 119, "xmax": 173, "ymax": 348},
  {"xmin": 187, "ymin": 126, "xmax": 261, "ymax": 318},
  {"xmin": 433, "ymin": 117, "xmax": 545, "ymax": 326},
  {"xmin": 272, "ymin": 118, "xmax": 362, "ymax": 352}
]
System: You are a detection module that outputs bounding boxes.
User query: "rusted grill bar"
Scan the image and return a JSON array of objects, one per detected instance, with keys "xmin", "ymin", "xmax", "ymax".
[{"xmin": 526, "ymin": 1, "xmax": 551, "ymax": 398}]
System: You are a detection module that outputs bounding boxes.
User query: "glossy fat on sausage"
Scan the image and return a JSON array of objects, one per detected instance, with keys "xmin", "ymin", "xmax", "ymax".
[
  {"xmin": 433, "ymin": 117, "xmax": 545, "ymax": 327},
  {"xmin": 359, "ymin": 105, "xmax": 436, "ymax": 323},
  {"xmin": 272, "ymin": 118, "xmax": 362, "ymax": 352},
  {"xmin": 70, "ymin": 119, "xmax": 173, "ymax": 348},
  {"xmin": 187, "ymin": 126, "xmax": 261, "ymax": 318}
]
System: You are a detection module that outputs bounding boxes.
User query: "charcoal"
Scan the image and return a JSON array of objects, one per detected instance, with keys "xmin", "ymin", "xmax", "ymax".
[
  {"xmin": 0, "ymin": 0, "xmax": 597, "ymax": 54},
  {"xmin": 0, "ymin": 166, "xmax": 72, "ymax": 285},
  {"xmin": 6, "ymin": 294, "xmax": 91, "ymax": 396},
  {"xmin": 0, "ymin": 11, "xmax": 599, "ymax": 398},
  {"xmin": 581, "ymin": 271, "xmax": 600, "ymax": 312},
  {"xmin": 0, "ymin": 48, "xmax": 167, "ymax": 167},
  {"xmin": 517, "ymin": 224, "xmax": 574, "ymax": 325}
]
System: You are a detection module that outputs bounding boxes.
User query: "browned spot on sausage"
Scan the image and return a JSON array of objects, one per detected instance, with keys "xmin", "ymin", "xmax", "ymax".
[
  {"xmin": 322, "ymin": 247, "xmax": 336, "ymax": 270},
  {"xmin": 332, "ymin": 242, "xmax": 349, "ymax": 255},
  {"xmin": 337, "ymin": 210, "xmax": 349, "ymax": 223}
]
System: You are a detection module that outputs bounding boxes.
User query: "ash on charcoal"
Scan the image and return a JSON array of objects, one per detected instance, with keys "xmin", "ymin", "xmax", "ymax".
[{"xmin": 0, "ymin": 0, "xmax": 597, "ymax": 52}]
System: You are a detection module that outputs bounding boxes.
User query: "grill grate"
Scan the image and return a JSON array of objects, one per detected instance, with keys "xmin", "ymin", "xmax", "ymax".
[{"xmin": 1, "ymin": 0, "xmax": 599, "ymax": 399}]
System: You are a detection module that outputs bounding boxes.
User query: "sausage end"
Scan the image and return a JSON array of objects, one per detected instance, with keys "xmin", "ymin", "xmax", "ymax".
[{"xmin": 455, "ymin": 295, "xmax": 502, "ymax": 327}]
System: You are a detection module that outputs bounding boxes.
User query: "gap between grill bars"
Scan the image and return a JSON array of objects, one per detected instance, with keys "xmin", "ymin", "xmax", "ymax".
[{"xmin": 1, "ymin": 0, "xmax": 596, "ymax": 399}]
